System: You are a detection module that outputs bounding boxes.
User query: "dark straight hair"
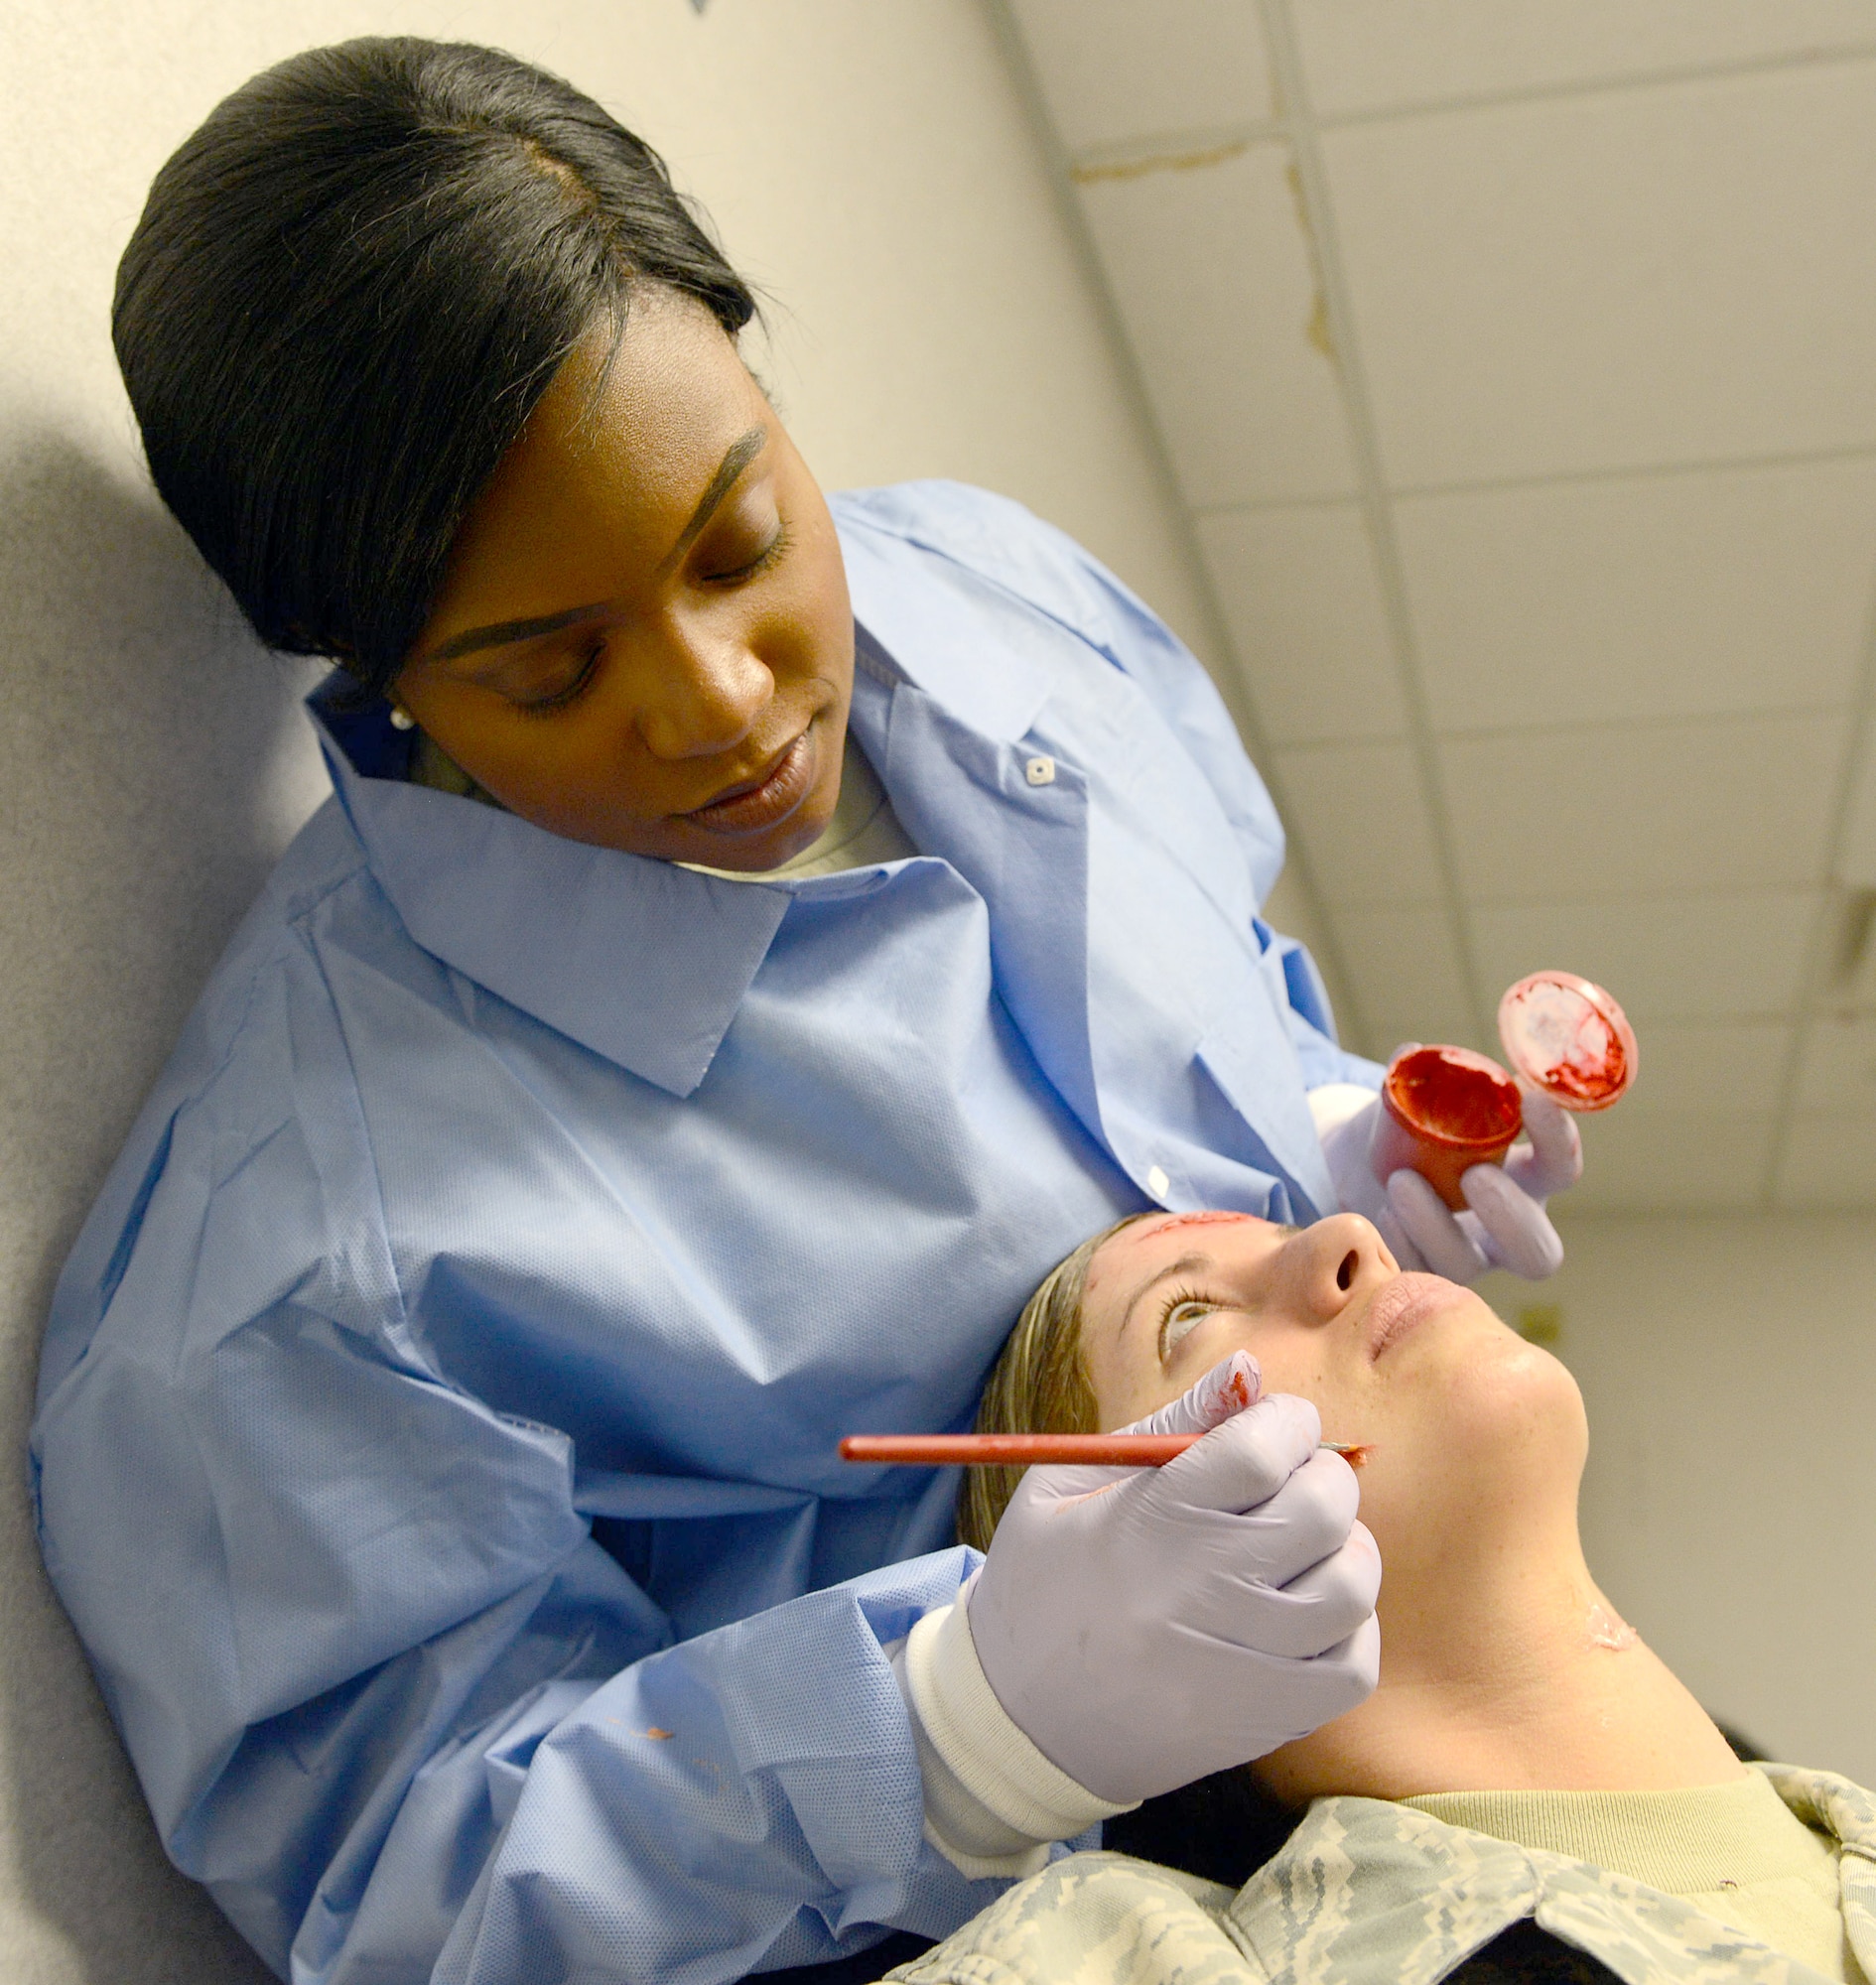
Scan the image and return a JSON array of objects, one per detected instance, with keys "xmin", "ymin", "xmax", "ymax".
[{"xmin": 113, "ymin": 37, "xmax": 756, "ymax": 701}]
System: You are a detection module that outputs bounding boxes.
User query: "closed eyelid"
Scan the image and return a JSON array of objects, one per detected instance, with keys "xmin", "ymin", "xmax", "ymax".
[
  {"xmin": 425, "ymin": 600, "xmax": 615, "ymax": 672},
  {"xmin": 439, "ymin": 615, "xmax": 618, "ymax": 692},
  {"xmin": 659, "ymin": 426, "xmax": 769, "ymax": 574},
  {"xmin": 698, "ymin": 517, "xmax": 790, "ymax": 585}
]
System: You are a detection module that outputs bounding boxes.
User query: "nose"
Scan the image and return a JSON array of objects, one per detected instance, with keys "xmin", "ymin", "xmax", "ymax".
[
  {"xmin": 1280, "ymin": 1214, "xmax": 1397, "ymax": 1321},
  {"xmin": 634, "ymin": 624, "xmax": 774, "ymax": 761}
]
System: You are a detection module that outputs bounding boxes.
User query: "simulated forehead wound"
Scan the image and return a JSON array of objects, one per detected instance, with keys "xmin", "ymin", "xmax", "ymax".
[{"xmin": 1148, "ymin": 1211, "xmax": 1262, "ymax": 1236}]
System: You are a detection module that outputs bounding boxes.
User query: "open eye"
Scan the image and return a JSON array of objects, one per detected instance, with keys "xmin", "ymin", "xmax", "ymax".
[{"xmin": 1159, "ymin": 1297, "xmax": 1219, "ymax": 1362}]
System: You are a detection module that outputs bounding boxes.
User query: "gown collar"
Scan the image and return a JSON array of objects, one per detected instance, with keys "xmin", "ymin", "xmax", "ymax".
[
  {"xmin": 305, "ymin": 505, "xmax": 1051, "ymax": 1100},
  {"xmin": 313, "ymin": 682, "xmax": 789, "ymax": 1099}
]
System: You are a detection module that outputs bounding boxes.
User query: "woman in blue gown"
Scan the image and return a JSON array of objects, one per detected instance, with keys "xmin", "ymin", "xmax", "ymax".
[{"xmin": 31, "ymin": 37, "xmax": 1575, "ymax": 1985}]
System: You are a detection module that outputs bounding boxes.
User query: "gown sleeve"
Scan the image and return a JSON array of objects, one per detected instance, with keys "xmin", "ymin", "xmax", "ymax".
[{"xmin": 30, "ymin": 936, "xmax": 1000, "ymax": 1985}]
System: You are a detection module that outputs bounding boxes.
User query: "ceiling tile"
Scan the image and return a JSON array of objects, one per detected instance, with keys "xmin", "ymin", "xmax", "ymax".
[
  {"xmin": 1294, "ymin": 1, "xmax": 1876, "ymax": 119},
  {"xmin": 1397, "ymin": 459, "xmax": 1876, "ymax": 732},
  {"xmin": 1833, "ymin": 717, "xmax": 1876, "ymax": 886},
  {"xmin": 1612, "ymin": 1019, "xmax": 1793, "ymax": 1119},
  {"xmin": 1321, "ymin": 65, "xmax": 1876, "ymax": 485},
  {"xmin": 1441, "ymin": 714, "xmax": 1846, "ymax": 901},
  {"xmin": 1774, "ymin": 1113, "xmax": 1876, "ymax": 1207},
  {"xmin": 1008, "ymin": 0, "xmax": 1273, "ymax": 154},
  {"xmin": 1563, "ymin": 1108, "xmax": 1773, "ymax": 1212},
  {"xmin": 1815, "ymin": 898, "xmax": 1876, "ymax": 1009},
  {"xmin": 1470, "ymin": 890, "xmax": 1819, "ymax": 1021},
  {"xmin": 1196, "ymin": 503, "xmax": 1406, "ymax": 744},
  {"xmin": 1273, "ymin": 740, "xmax": 1444, "ymax": 905},
  {"xmin": 1077, "ymin": 145, "xmax": 1360, "ymax": 507},
  {"xmin": 1792, "ymin": 1013, "xmax": 1876, "ymax": 1113},
  {"xmin": 1328, "ymin": 904, "xmax": 1480, "ymax": 1055}
]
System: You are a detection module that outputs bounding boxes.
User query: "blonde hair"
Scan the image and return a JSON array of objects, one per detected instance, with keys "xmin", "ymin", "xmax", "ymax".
[{"xmin": 957, "ymin": 1211, "xmax": 1148, "ymax": 1552}]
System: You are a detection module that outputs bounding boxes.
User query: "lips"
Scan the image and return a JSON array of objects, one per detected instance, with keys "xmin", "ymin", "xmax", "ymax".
[
  {"xmin": 1363, "ymin": 1271, "xmax": 1467, "ymax": 1362},
  {"xmin": 683, "ymin": 728, "xmax": 816, "ymax": 837}
]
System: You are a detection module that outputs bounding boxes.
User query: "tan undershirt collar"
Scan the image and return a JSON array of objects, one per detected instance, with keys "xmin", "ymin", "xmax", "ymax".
[{"xmin": 1406, "ymin": 1772, "xmax": 1853, "ymax": 1981}]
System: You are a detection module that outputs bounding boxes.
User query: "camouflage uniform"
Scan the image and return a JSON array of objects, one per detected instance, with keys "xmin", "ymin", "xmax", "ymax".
[{"xmin": 885, "ymin": 1765, "xmax": 1876, "ymax": 1985}]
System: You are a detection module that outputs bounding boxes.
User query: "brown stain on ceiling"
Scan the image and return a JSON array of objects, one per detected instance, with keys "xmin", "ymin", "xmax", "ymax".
[{"xmin": 1070, "ymin": 138, "xmax": 1251, "ymax": 185}]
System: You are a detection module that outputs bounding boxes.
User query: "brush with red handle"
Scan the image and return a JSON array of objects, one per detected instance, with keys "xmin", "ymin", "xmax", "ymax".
[{"xmin": 839, "ymin": 1433, "xmax": 1370, "ymax": 1467}]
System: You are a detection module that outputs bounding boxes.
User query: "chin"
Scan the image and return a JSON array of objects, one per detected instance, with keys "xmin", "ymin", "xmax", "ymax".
[
  {"xmin": 1373, "ymin": 1315, "xmax": 1586, "ymax": 1517},
  {"xmin": 757, "ymin": 797, "xmax": 842, "ymax": 868},
  {"xmin": 1433, "ymin": 1334, "xmax": 1586, "ymax": 1486}
]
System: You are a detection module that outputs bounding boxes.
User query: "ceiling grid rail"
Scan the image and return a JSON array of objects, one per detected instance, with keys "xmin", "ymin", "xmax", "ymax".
[
  {"xmin": 983, "ymin": 0, "xmax": 1372, "ymax": 1050},
  {"xmin": 1256, "ymin": 0, "xmax": 1492, "ymax": 1052},
  {"xmin": 1762, "ymin": 505, "xmax": 1876, "ymax": 1206}
]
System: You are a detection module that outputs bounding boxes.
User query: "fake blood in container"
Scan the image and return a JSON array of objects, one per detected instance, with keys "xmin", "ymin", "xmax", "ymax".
[
  {"xmin": 1496, "ymin": 972, "xmax": 1636, "ymax": 1112},
  {"xmin": 1372, "ymin": 973, "xmax": 1638, "ymax": 1209},
  {"xmin": 1375, "ymin": 1047, "xmax": 1524, "ymax": 1209}
]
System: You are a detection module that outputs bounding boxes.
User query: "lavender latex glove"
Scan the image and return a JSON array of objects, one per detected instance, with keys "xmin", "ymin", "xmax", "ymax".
[
  {"xmin": 1318, "ymin": 1066, "xmax": 1582, "ymax": 1282},
  {"xmin": 966, "ymin": 1352, "xmax": 1381, "ymax": 1806}
]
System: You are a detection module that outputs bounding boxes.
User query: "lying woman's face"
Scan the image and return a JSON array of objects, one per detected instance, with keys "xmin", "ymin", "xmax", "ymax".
[
  {"xmin": 393, "ymin": 289, "xmax": 856, "ymax": 869},
  {"xmin": 1078, "ymin": 1210, "xmax": 1588, "ymax": 1576}
]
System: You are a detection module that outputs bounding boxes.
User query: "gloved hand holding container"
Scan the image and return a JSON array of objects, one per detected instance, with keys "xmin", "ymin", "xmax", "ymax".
[{"xmin": 1372, "ymin": 973, "xmax": 1638, "ymax": 1210}]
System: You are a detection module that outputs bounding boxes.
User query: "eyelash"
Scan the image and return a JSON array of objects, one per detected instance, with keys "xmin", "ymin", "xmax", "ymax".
[
  {"xmin": 509, "ymin": 522, "xmax": 791, "ymax": 719},
  {"xmin": 706, "ymin": 521, "xmax": 791, "ymax": 586},
  {"xmin": 1157, "ymin": 1287, "xmax": 1222, "ymax": 1363},
  {"xmin": 515, "ymin": 637, "xmax": 605, "ymax": 719}
]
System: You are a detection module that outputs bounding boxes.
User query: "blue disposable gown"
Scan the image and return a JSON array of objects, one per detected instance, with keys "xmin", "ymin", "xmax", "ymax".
[{"xmin": 32, "ymin": 482, "xmax": 1379, "ymax": 1985}]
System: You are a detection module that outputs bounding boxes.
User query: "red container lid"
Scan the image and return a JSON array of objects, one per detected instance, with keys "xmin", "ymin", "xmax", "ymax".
[{"xmin": 1497, "ymin": 972, "xmax": 1637, "ymax": 1114}]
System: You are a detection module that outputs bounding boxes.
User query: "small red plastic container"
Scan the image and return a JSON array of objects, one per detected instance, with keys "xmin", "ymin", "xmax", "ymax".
[
  {"xmin": 1375, "ymin": 1045, "xmax": 1525, "ymax": 1210},
  {"xmin": 1368, "ymin": 974, "xmax": 1639, "ymax": 1210}
]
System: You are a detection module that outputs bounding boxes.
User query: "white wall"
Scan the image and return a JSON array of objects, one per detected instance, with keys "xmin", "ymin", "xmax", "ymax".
[
  {"xmin": 0, "ymin": 4, "xmax": 1220, "ymax": 1976},
  {"xmin": 1485, "ymin": 1212, "xmax": 1876, "ymax": 1786}
]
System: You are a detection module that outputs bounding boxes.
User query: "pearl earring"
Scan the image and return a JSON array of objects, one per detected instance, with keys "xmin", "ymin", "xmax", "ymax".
[{"xmin": 389, "ymin": 707, "xmax": 415, "ymax": 730}]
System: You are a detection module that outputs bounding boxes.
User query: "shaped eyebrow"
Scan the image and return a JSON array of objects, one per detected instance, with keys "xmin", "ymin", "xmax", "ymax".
[
  {"xmin": 657, "ymin": 425, "xmax": 768, "ymax": 573},
  {"xmin": 1115, "ymin": 1222, "xmax": 1302, "ymax": 1346},
  {"xmin": 1122, "ymin": 1253, "xmax": 1210, "ymax": 1343},
  {"xmin": 428, "ymin": 600, "xmax": 611, "ymax": 665},
  {"xmin": 423, "ymin": 424, "xmax": 771, "ymax": 667}
]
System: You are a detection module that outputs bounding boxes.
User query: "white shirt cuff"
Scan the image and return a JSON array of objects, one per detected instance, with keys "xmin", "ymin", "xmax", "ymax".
[
  {"xmin": 893, "ymin": 1592, "xmax": 1135, "ymax": 1880},
  {"xmin": 1308, "ymin": 1081, "xmax": 1378, "ymax": 1142}
]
